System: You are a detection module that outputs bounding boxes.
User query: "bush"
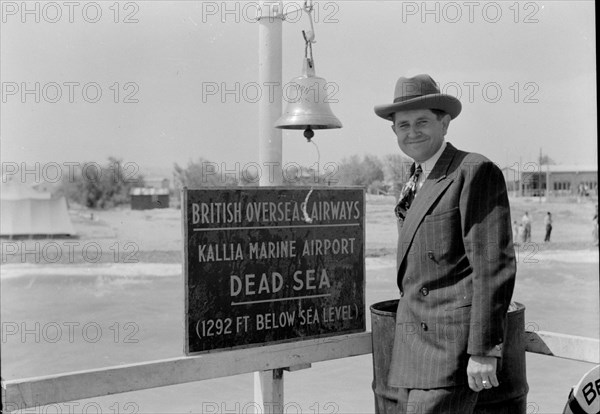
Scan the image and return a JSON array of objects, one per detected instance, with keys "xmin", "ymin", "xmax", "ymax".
[{"xmin": 60, "ymin": 157, "xmax": 144, "ymax": 209}]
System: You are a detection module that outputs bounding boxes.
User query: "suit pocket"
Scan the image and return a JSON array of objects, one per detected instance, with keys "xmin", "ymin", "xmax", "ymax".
[
  {"xmin": 423, "ymin": 206, "xmax": 460, "ymax": 223},
  {"xmin": 445, "ymin": 302, "xmax": 472, "ymax": 311},
  {"xmin": 419, "ymin": 207, "xmax": 462, "ymax": 261}
]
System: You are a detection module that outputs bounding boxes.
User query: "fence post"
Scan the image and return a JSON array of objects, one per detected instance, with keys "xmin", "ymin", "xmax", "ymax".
[{"xmin": 254, "ymin": 369, "xmax": 284, "ymax": 414}]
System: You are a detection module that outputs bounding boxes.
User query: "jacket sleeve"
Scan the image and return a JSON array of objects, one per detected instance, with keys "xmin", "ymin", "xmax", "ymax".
[{"xmin": 459, "ymin": 158, "xmax": 517, "ymax": 356}]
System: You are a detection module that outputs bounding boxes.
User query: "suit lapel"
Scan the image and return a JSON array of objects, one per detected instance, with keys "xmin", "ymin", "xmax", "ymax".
[{"xmin": 397, "ymin": 144, "xmax": 458, "ymax": 269}]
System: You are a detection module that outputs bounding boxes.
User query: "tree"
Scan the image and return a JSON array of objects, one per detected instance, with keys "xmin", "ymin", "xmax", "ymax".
[
  {"xmin": 173, "ymin": 158, "xmax": 237, "ymax": 188},
  {"xmin": 334, "ymin": 154, "xmax": 385, "ymax": 187},
  {"xmin": 382, "ymin": 153, "xmax": 412, "ymax": 194},
  {"xmin": 362, "ymin": 155, "xmax": 385, "ymax": 185},
  {"xmin": 539, "ymin": 154, "xmax": 556, "ymax": 165},
  {"xmin": 334, "ymin": 155, "xmax": 363, "ymax": 186},
  {"xmin": 60, "ymin": 157, "xmax": 144, "ymax": 208}
]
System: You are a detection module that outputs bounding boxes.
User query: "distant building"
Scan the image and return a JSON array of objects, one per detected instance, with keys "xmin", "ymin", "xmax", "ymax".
[
  {"xmin": 1, "ymin": 178, "xmax": 76, "ymax": 237},
  {"xmin": 501, "ymin": 166, "xmax": 520, "ymax": 196},
  {"xmin": 515, "ymin": 165, "xmax": 597, "ymax": 197},
  {"xmin": 130, "ymin": 187, "xmax": 170, "ymax": 210}
]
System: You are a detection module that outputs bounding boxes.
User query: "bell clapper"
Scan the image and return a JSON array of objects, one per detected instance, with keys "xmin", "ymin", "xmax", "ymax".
[{"xmin": 304, "ymin": 127, "xmax": 315, "ymax": 141}]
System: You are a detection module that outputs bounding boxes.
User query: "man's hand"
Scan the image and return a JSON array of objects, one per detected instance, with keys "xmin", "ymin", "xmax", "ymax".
[{"xmin": 467, "ymin": 355, "xmax": 499, "ymax": 392}]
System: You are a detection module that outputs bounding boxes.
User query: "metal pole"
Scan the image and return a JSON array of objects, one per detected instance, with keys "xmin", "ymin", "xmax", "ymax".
[
  {"xmin": 539, "ymin": 147, "xmax": 543, "ymax": 203},
  {"xmin": 258, "ymin": 0, "xmax": 283, "ymax": 186},
  {"xmin": 546, "ymin": 163, "xmax": 551, "ymax": 200},
  {"xmin": 255, "ymin": 2, "xmax": 284, "ymax": 413}
]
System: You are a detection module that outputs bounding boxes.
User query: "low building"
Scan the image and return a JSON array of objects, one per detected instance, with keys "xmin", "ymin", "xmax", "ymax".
[
  {"xmin": 518, "ymin": 165, "xmax": 597, "ymax": 198},
  {"xmin": 130, "ymin": 187, "xmax": 170, "ymax": 210},
  {"xmin": 144, "ymin": 177, "xmax": 170, "ymax": 190}
]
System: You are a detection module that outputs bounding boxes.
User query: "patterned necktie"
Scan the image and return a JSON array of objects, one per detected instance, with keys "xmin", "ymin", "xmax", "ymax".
[{"xmin": 395, "ymin": 164, "xmax": 422, "ymax": 221}]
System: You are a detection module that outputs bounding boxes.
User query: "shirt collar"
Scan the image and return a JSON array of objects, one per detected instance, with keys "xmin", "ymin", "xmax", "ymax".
[{"xmin": 416, "ymin": 140, "xmax": 447, "ymax": 180}]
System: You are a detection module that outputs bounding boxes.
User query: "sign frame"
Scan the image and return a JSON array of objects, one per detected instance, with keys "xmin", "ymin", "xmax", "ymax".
[{"xmin": 182, "ymin": 186, "xmax": 366, "ymax": 356}]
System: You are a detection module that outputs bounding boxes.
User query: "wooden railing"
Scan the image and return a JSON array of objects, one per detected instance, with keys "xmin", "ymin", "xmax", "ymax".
[{"xmin": 2, "ymin": 330, "xmax": 598, "ymax": 413}]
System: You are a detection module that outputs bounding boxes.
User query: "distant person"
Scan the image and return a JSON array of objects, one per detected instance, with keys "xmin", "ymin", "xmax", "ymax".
[
  {"xmin": 512, "ymin": 221, "xmax": 520, "ymax": 245},
  {"xmin": 544, "ymin": 212, "xmax": 553, "ymax": 242},
  {"xmin": 593, "ymin": 205, "xmax": 598, "ymax": 246},
  {"xmin": 522, "ymin": 212, "xmax": 532, "ymax": 242},
  {"xmin": 518, "ymin": 224, "xmax": 526, "ymax": 244},
  {"xmin": 374, "ymin": 74, "xmax": 516, "ymax": 413}
]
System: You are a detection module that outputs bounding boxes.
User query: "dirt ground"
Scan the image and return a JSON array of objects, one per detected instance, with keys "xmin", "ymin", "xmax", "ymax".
[
  {"xmin": 2, "ymin": 194, "xmax": 597, "ymax": 264},
  {"xmin": 1, "ymin": 195, "xmax": 598, "ymax": 413}
]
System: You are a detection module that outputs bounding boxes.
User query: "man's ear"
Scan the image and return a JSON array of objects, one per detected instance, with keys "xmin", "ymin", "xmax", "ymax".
[{"xmin": 441, "ymin": 114, "xmax": 451, "ymax": 135}]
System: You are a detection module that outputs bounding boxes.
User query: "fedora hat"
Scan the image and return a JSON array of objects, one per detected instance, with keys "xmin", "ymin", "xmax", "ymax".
[{"xmin": 374, "ymin": 74, "xmax": 461, "ymax": 121}]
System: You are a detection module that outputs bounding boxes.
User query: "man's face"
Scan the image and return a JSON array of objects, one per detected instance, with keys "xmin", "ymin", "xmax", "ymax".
[{"xmin": 392, "ymin": 109, "xmax": 450, "ymax": 162}]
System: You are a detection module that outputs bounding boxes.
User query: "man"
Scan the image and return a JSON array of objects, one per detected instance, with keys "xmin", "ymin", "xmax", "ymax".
[
  {"xmin": 522, "ymin": 212, "xmax": 532, "ymax": 242},
  {"xmin": 592, "ymin": 205, "xmax": 598, "ymax": 246},
  {"xmin": 512, "ymin": 221, "xmax": 520, "ymax": 246},
  {"xmin": 544, "ymin": 212, "xmax": 553, "ymax": 242},
  {"xmin": 374, "ymin": 74, "xmax": 516, "ymax": 413}
]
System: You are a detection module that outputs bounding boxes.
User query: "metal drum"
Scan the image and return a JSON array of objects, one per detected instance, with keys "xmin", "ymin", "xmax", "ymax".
[{"xmin": 370, "ymin": 300, "xmax": 528, "ymax": 414}]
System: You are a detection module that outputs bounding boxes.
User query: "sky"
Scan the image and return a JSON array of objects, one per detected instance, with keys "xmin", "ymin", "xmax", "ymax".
[{"xmin": 1, "ymin": 1, "xmax": 597, "ymax": 180}]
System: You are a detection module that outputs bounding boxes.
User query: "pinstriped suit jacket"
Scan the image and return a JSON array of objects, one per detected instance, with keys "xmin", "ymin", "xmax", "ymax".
[{"xmin": 388, "ymin": 143, "xmax": 516, "ymax": 389}]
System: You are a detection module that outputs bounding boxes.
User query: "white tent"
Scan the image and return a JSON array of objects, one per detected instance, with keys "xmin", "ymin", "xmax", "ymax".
[{"xmin": 1, "ymin": 180, "xmax": 76, "ymax": 237}]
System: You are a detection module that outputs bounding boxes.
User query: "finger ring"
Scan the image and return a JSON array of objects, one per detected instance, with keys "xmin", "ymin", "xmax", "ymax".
[{"xmin": 482, "ymin": 381, "xmax": 488, "ymax": 385}]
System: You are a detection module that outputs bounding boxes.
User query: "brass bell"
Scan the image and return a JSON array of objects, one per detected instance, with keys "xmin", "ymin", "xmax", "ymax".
[{"xmin": 275, "ymin": 58, "xmax": 342, "ymax": 140}]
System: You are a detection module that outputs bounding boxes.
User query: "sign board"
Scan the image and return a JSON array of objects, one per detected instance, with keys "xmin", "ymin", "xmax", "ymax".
[{"xmin": 183, "ymin": 187, "xmax": 365, "ymax": 355}]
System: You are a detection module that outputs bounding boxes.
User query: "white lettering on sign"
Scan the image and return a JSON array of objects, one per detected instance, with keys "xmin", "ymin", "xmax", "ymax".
[
  {"xmin": 245, "ymin": 201, "xmax": 302, "ymax": 222},
  {"xmin": 242, "ymin": 200, "xmax": 361, "ymax": 223},
  {"xmin": 298, "ymin": 308, "xmax": 320, "ymax": 325},
  {"xmin": 195, "ymin": 304, "xmax": 359, "ymax": 340},
  {"xmin": 256, "ymin": 311, "xmax": 297, "ymax": 331},
  {"xmin": 230, "ymin": 272, "xmax": 284, "ymax": 296},
  {"xmin": 305, "ymin": 200, "xmax": 361, "ymax": 221},
  {"xmin": 185, "ymin": 188, "xmax": 365, "ymax": 354},
  {"xmin": 248, "ymin": 240, "xmax": 297, "ymax": 259},
  {"xmin": 302, "ymin": 238, "xmax": 356, "ymax": 256},
  {"xmin": 192, "ymin": 200, "xmax": 361, "ymax": 225},
  {"xmin": 293, "ymin": 269, "xmax": 330, "ymax": 291},
  {"xmin": 192, "ymin": 202, "xmax": 242, "ymax": 224},
  {"xmin": 229, "ymin": 269, "xmax": 331, "ymax": 296},
  {"xmin": 322, "ymin": 305, "xmax": 355, "ymax": 322},
  {"xmin": 198, "ymin": 243, "xmax": 243, "ymax": 262}
]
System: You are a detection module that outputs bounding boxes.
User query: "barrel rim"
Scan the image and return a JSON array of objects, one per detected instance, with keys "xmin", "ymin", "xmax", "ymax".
[
  {"xmin": 370, "ymin": 299, "xmax": 399, "ymax": 316},
  {"xmin": 370, "ymin": 300, "xmax": 526, "ymax": 316}
]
